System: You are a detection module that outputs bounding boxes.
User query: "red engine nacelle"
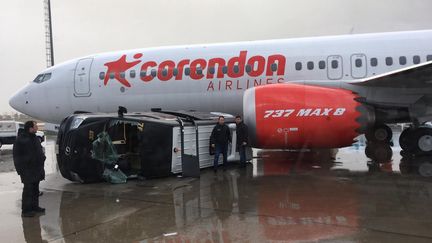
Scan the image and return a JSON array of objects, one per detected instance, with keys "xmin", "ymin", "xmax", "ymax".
[{"xmin": 243, "ymin": 83, "xmax": 374, "ymax": 149}]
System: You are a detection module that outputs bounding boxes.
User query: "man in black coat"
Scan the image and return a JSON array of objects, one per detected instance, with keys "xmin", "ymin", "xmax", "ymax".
[
  {"xmin": 13, "ymin": 121, "xmax": 46, "ymax": 217},
  {"xmin": 235, "ymin": 115, "xmax": 249, "ymax": 167},
  {"xmin": 210, "ymin": 116, "xmax": 231, "ymax": 172}
]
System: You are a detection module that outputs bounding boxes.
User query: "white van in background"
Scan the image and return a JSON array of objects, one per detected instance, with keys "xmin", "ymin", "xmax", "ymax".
[{"xmin": 0, "ymin": 121, "xmax": 45, "ymax": 148}]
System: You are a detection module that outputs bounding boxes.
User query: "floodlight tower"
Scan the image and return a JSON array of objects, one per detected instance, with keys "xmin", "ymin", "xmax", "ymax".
[{"xmin": 44, "ymin": 0, "xmax": 54, "ymax": 67}]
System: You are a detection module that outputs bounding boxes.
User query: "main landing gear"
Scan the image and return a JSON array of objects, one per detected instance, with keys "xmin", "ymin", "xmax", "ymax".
[
  {"xmin": 399, "ymin": 126, "xmax": 432, "ymax": 156},
  {"xmin": 396, "ymin": 124, "xmax": 432, "ymax": 177},
  {"xmin": 365, "ymin": 124, "xmax": 393, "ymax": 163}
]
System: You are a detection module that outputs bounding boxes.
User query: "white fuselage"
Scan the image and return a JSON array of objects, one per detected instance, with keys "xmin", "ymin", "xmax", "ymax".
[{"xmin": 9, "ymin": 30, "xmax": 432, "ymax": 123}]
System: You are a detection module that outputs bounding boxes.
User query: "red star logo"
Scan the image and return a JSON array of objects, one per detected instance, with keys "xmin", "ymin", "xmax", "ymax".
[{"xmin": 104, "ymin": 54, "xmax": 142, "ymax": 87}]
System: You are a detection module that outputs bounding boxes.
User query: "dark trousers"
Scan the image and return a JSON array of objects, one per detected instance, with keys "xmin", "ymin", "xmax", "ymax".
[
  {"xmin": 213, "ymin": 144, "xmax": 228, "ymax": 169},
  {"xmin": 239, "ymin": 145, "xmax": 246, "ymax": 165},
  {"xmin": 22, "ymin": 182, "xmax": 39, "ymax": 213}
]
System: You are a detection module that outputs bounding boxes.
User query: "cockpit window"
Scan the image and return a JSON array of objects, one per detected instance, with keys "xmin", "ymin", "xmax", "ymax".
[
  {"xmin": 33, "ymin": 74, "xmax": 44, "ymax": 83},
  {"xmin": 33, "ymin": 73, "xmax": 52, "ymax": 83},
  {"xmin": 42, "ymin": 73, "xmax": 52, "ymax": 82}
]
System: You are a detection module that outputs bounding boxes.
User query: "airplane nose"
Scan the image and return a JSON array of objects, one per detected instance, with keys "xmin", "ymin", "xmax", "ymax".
[{"xmin": 9, "ymin": 89, "xmax": 29, "ymax": 113}]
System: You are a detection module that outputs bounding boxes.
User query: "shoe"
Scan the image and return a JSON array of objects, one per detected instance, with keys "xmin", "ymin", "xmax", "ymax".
[
  {"xmin": 33, "ymin": 207, "xmax": 46, "ymax": 213},
  {"xmin": 21, "ymin": 211, "xmax": 35, "ymax": 217}
]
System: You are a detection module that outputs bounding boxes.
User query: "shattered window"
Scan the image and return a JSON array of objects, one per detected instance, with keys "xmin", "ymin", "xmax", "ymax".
[{"xmin": 91, "ymin": 131, "xmax": 119, "ymax": 164}]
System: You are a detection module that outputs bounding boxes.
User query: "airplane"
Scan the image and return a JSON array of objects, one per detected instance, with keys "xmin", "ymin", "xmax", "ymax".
[{"xmin": 9, "ymin": 30, "xmax": 432, "ymax": 153}]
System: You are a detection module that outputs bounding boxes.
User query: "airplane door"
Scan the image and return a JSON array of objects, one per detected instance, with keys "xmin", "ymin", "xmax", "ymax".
[
  {"xmin": 74, "ymin": 58, "xmax": 93, "ymax": 97},
  {"xmin": 351, "ymin": 54, "xmax": 367, "ymax": 79},
  {"xmin": 327, "ymin": 55, "xmax": 343, "ymax": 80}
]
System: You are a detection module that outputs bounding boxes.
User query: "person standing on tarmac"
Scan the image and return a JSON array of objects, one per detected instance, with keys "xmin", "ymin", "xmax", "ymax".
[
  {"xmin": 13, "ymin": 121, "xmax": 46, "ymax": 217},
  {"xmin": 210, "ymin": 116, "xmax": 231, "ymax": 172},
  {"xmin": 235, "ymin": 115, "xmax": 249, "ymax": 167}
]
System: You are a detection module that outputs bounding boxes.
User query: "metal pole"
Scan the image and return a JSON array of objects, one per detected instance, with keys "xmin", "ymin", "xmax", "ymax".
[{"xmin": 47, "ymin": 0, "xmax": 54, "ymax": 66}]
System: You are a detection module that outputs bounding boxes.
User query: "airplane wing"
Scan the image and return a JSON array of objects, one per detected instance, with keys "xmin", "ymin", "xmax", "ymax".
[{"xmin": 350, "ymin": 60, "xmax": 432, "ymax": 88}]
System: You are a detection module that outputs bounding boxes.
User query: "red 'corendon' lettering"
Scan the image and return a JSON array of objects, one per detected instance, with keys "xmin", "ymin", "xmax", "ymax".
[
  {"xmin": 140, "ymin": 61, "xmax": 157, "ymax": 82},
  {"xmin": 247, "ymin": 56, "xmax": 266, "ymax": 77},
  {"xmin": 190, "ymin": 59, "xmax": 207, "ymax": 80},
  {"xmin": 267, "ymin": 54, "xmax": 286, "ymax": 76},
  {"xmin": 175, "ymin": 59, "xmax": 190, "ymax": 80},
  {"xmin": 158, "ymin": 60, "xmax": 175, "ymax": 81},
  {"xmin": 104, "ymin": 51, "xmax": 287, "ymax": 87},
  {"xmin": 207, "ymin": 58, "xmax": 226, "ymax": 79},
  {"xmin": 227, "ymin": 51, "xmax": 247, "ymax": 78}
]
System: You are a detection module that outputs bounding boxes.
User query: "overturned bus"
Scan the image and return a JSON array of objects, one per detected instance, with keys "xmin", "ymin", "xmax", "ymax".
[{"xmin": 56, "ymin": 110, "xmax": 252, "ymax": 183}]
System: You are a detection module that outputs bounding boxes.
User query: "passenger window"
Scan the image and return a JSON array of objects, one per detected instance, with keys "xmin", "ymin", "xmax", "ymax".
[
  {"xmin": 120, "ymin": 72, "xmax": 125, "ymax": 79},
  {"xmin": 399, "ymin": 56, "xmax": 407, "ymax": 65},
  {"xmin": 222, "ymin": 66, "xmax": 228, "ymax": 74},
  {"xmin": 173, "ymin": 68, "xmax": 179, "ymax": 76},
  {"xmin": 109, "ymin": 72, "xmax": 115, "ymax": 79},
  {"xmin": 295, "ymin": 62, "xmax": 302, "ymax": 71},
  {"xmin": 370, "ymin": 58, "xmax": 378, "ymax": 67},
  {"xmin": 130, "ymin": 70, "xmax": 136, "ymax": 78},
  {"xmin": 271, "ymin": 63, "xmax": 278, "ymax": 72},
  {"xmin": 307, "ymin": 61, "xmax": 314, "ymax": 70},
  {"xmin": 197, "ymin": 66, "xmax": 203, "ymax": 75},
  {"xmin": 151, "ymin": 69, "xmax": 157, "ymax": 77},
  {"xmin": 185, "ymin": 68, "xmax": 190, "ymax": 76},
  {"xmin": 331, "ymin": 60, "xmax": 338, "ymax": 69},
  {"xmin": 99, "ymin": 72, "xmax": 105, "ymax": 80},
  {"xmin": 208, "ymin": 66, "xmax": 215, "ymax": 74},
  {"xmin": 386, "ymin": 57, "xmax": 393, "ymax": 66},
  {"xmin": 318, "ymin": 61, "xmax": 325, "ymax": 69},
  {"xmin": 233, "ymin": 65, "xmax": 239, "ymax": 74},
  {"xmin": 162, "ymin": 69, "xmax": 168, "ymax": 76},
  {"xmin": 355, "ymin": 59, "xmax": 362, "ymax": 68},
  {"xmin": 245, "ymin": 65, "xmax": 252, "ymax": 73},
  {"xmin": 413, "ymin": 55, "xmax": 421, "ymax": 64},
  {"xmin": 140, "ymin": 71, "xmax": 146, "ymax": 77},
  {"xmin": 427, "ymin": 55, "xmax": 432, "ymax": 61}
]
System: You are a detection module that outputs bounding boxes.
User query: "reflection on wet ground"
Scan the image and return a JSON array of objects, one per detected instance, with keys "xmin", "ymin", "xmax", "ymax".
[{"xmin": 1, "ymin": 129, "xmax": 432, "ymax": 242}]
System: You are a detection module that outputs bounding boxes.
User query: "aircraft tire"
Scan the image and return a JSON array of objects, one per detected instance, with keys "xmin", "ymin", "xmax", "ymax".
[
  {"xmin": 413, "ymin": 128, "xmax": 432, "ymax": 154},
  {"xmin": 365, "ymin": 124, "xmax": 393, "ymax": 143},
  {"xmin": 399, "ymin": 128, "xmax": 416, "ymax": 152}
]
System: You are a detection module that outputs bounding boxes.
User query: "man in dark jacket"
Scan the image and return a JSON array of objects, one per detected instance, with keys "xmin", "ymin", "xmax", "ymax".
[
  {"xmin": 235, "ymin": 115, "xmax": 249, "ymax": 167},
  {"xmin": 13, "ymin": 121, "xmax": 46, "ymax": 217},
  {"xmin": 210, "ymin": 116, "xmax": 231, "ymax": 172}
]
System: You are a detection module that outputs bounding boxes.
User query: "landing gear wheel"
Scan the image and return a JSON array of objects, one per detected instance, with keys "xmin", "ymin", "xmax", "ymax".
[
  {"xmin": 413, "ymin": 128, "xmax": 432, "ymax": 154},
  {"xmin": 366, "ymin": 124, "xmax": 393, "ymax": 143},
  {"xmin": 399, "ymin": 128, "xmax": 415, "ymax": 151}
]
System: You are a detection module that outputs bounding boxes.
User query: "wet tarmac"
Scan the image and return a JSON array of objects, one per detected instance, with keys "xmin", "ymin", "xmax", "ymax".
[{"xmin": 1, "ymin": 129, "xmax": 432, "ymax": 242}]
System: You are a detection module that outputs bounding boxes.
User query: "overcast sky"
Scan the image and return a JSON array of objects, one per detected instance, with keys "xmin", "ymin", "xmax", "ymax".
[{"xmin": 2, "ymin": 0, "xmax": 432, "ymax": 113}]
